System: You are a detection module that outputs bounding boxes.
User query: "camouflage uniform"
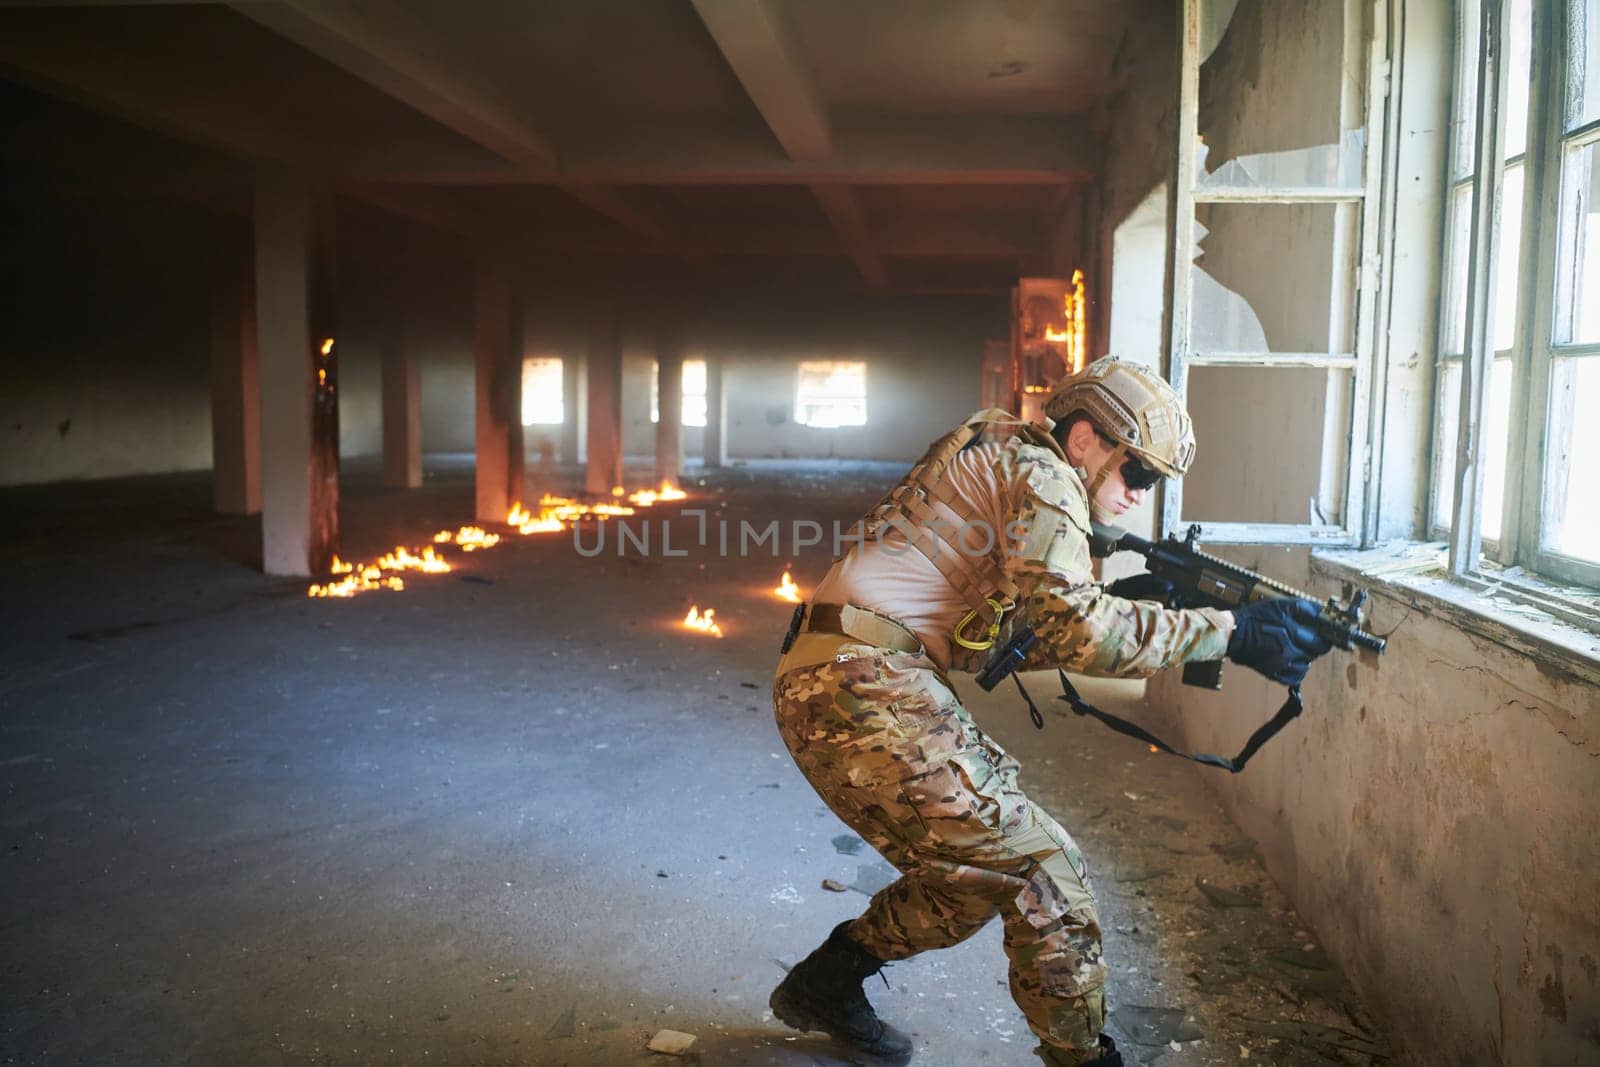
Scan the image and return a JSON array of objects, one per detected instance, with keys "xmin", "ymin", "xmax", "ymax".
[{"xmin": 773, "ymin": 434, "xmax": 1230, "ymax": 1065}]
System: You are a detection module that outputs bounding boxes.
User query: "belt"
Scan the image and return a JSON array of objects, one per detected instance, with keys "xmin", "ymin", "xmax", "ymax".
[
  {"xmin": 803, "ymin": 601, "xmax": 920, "ymax": 653},
  {"xmin": 775, "ymin": 600, "xmax": 923, "ymax": 676}
]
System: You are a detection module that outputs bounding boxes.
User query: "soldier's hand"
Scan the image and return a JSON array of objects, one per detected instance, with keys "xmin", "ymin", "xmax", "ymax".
[
  {"xmin": 1225, "ymin": 597, "xmax": 1333, "ymax": 687},
  {"xmin": 1106, "ymin": 573, "xmax": 1178, "ymax": 605}
]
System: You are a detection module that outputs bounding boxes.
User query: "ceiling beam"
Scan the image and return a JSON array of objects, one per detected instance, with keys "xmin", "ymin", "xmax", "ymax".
[
  {"xmin": 232, "ymin": 0, "xmax": 556, "ymax": 170},
  {"xmin": 687, "ymin": 0, "xmax": 831, "ymax": 163},
  {"xmin": 234, "ymin": 0, "xmax": 695, "ymax": 251},
  {"xmin": 690, "ymin": 0, "xmax": 895, "ymax": 287},
  {"xmin": 809, "ymin": 185, "xmax": 887, "ymax": 288},
  {"xmin": 366, "ymin": 118, "xmax": 1099, "ymax": 185}
]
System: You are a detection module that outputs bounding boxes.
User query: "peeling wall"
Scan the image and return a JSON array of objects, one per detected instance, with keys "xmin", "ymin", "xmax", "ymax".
[
  {"xmin": 1123, "ymin": 1, "xmax": 1600, "ymax": 1063},
  {"xmin": 1145, "ymin": 547, "xmax": 1600, "ymax": 1065}
]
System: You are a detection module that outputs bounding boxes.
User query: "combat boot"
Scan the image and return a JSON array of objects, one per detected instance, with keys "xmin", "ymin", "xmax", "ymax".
[
  {"xmin": 770, "ymin": 921, "xmax": 914, "ymax": 1060},
  {"xmin": 1036, "ymin": 1032, "xmax": 1124, "ymax": 1065}
]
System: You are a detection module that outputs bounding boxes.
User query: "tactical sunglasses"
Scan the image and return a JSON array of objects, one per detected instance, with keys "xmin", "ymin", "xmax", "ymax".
[
  {"xmin": 1093, "ymin": 429, "xmax": 1163, "ymax": 490},
  {"xmin": 1119, "ymin": 456, "xmax": 1163, "ymax": 491}
]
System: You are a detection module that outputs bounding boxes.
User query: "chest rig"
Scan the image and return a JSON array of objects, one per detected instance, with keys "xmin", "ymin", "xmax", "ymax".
[{"xmin": 850, "ymin": 409, "xmax": 1072, "ymax": 654}]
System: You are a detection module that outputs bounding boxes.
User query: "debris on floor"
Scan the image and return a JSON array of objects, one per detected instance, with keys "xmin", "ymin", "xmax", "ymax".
[{"xmin": 647, "ymin": 1028, "xmax": 698, "ymax": 1055}]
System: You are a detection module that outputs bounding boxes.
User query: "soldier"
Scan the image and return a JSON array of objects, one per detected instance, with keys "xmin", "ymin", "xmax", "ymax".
[{"xmin": 769, "ymin": 357, "xmax": 1333, "ymax": 1064}]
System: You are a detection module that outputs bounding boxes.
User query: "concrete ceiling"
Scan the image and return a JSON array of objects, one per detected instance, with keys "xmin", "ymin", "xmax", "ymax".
[{"xmin": 0, "ymin": 0, "xmax": 1157, "ymax": 293}]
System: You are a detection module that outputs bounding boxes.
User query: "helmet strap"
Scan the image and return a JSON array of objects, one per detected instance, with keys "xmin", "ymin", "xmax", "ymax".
[{"xmin": 1085, "ymin": 440, "xmax": 1128, "ymax": 525}]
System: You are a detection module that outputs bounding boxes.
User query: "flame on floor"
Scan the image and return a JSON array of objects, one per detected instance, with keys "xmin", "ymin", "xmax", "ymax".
[
  {"xmin": 628, "ymin": 480, "xmax": 690, "ymax": 507},
  {"xmin": 434, "ymin": 525, "xmax": 500, "ymax": 552},
  {"xmin": 774, "ymin": 568, "xmax": 802, "ymax": 603},
  {"xmin": 377, "ymin": 545, "xmax": 451, "ymax": 573},
  {"xmin": 508, "ymin": 494, "xmax": 637, "ymax": 534},
  {"xmin": 683, "ymin": 605, "xmax": 724, "ymax": 637},
  {"xmin": 306, "ymin": 544, "xmax": 450, "ymax": 597},
  {"xmin": 308, "ymin": 553, "xmax": 410, "ymax": 597}
]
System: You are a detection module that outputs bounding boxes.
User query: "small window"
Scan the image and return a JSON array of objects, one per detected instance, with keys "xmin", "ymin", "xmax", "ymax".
[
  {"xmin": 521, "ymin": 356, "xmax": 563, "ymax": 426},
  {"xmin": 649, "ymin": 359, "xmax": 708, "ymax": 427},
  {"xmin": 795, "ymin": 361, "xmax": 867, "ymax": 428}
]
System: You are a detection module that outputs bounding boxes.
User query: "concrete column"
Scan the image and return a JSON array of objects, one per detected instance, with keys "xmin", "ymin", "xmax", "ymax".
[
  {"xmin": 585, "ymin": 309, "xmax": 624, "ymax": 495},
  {"xmin": 560, "ymin": 354, "xmax": 582, "ymax": 465},
  {"xmin": 702, "ymin": 357, "xmax": 728, "ymax": 468},
  {"xmin": 209, "ymin": 239, "xmax": 261, "ymax": 515},
  {"xmin": 654, "ymin": 320, "xmax": 684, "ymax": 487},
  {"xmin": 255, "ymin": 168, "xmax": 338, "ymax": 577},
  {"xmin": 381, "ymin": 305, "xmax": 422, "ymax": 489},
  {"xmin": 473, "ymin": 267, "xmax": 525, "ymax": 522}
]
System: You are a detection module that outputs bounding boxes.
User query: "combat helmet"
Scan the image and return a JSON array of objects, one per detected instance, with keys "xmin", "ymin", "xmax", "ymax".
[{"xmin": 1044, "ymin": 357, "xmax": 1196, "ymax": 479}]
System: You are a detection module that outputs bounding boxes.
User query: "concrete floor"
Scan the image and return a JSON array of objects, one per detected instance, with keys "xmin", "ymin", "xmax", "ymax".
[{"xmin": 1, "ymin": 459, "xmax": 1389, "ymax": 1066}]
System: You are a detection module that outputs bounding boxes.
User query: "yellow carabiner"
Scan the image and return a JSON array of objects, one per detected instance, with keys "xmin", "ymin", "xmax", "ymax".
[{"xmin": 952, "ymin": 597, "xmax": 1011, "ymax": 651}]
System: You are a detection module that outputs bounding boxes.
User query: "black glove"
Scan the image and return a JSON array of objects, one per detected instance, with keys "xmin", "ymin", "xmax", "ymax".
[
  {"xmin": 1226, "ymin": 597, "xmax": 1334, "ymax": 687},
  {"xmin": 1106, "ymin": 573, "xmax": 1178, "ymax": 605}
]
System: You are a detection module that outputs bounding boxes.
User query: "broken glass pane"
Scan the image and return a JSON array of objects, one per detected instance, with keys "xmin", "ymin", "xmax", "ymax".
[
  {"xmin": 1188, "ymin": 202, "xmax": 1358, "ymax": 354},
  {"xmin": 1199, "ymin": 0, "xmax": 1353, "ymax": 181},
  {"xmin": 1195, "ymin": 130, "xmax": 1365, "ymax": 194},
  {"xmin": 1181, "ymin": 366, "xmax": 1352, "ymax": 526}
]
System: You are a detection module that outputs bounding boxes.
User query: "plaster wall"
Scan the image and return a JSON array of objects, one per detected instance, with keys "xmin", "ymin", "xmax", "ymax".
[
  {"xmin": 1124, "ymin": 2, "xmax": 1599, "ymax": 1063},
  {"xmin": 1144, "ymin": 547, "xmax": 1599, "ymax": 1065},
  {"xmin": 0, "ymin": 180, "xmax": 220, "ymax": 486}
]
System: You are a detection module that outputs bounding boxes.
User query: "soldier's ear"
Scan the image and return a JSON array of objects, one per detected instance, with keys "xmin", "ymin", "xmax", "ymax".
[{"xmin": 1064, "ymin": 418, "xmax": 1100, "ymax": 466}]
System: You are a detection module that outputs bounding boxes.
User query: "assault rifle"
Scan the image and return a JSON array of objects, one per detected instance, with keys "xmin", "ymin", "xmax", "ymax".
[
  {"xmin": 1087, "ymin": 521, "xmax": 1386, "ymax": 689},
  {"xmin": 977, "ymin": 522, "xmax": 1387, "ymax": 772}
]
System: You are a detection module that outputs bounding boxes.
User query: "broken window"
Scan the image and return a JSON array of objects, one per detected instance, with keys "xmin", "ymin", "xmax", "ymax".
[
  {"xmin": 521, "ymin": 356, "xmax": 563, "ymax": 426},
  {"xmin": 1163, "ymin": 0, "xmax": 1378, "ymax": 545},
  {"xmin": 1434, "ymin": 0, "xmax": 1600, "ymax": 594},
  {"xmin": 794, "ymin": 360, "xmax": 868, "ymax": 428}
]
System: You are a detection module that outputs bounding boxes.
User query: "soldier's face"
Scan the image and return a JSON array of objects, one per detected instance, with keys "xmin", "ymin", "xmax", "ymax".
[{"xmin": 1082, "ymin": 433, "xmax": 1152, "ymax": 518}]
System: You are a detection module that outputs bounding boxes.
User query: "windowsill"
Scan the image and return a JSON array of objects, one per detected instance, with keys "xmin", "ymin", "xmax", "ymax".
[{"xmin": 1311, "ymin": 543, "xmax": 1600, "ymax": 688}]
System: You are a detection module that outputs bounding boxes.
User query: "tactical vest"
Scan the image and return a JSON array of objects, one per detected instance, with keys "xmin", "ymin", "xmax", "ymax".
[{"xmin": 850, "ymin": 408, "xmax": 1074, "ymax": 654}]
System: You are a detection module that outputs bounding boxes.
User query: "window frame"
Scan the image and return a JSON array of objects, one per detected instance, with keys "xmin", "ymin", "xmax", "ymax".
[
  {"xmin": 1162, "ymin": 0, "xmax": 1387, "ymax": 546},
  {"xmin": 1436, "ymin": 0, "xmax": 1600, "ymax": 596}
]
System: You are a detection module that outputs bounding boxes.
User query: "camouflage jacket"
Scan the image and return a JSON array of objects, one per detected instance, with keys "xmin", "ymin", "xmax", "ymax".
[{"xmin": 986, "ymin": 437, "xmax": 1232, "ymax": 677}]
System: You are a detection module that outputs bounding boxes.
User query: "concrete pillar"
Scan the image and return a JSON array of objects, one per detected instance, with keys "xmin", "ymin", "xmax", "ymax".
[
  {"xmin": 381, "ymin": 305, "xmax": 422, "ymax": 490},
  {"xmin": 654, "ymin": 320, "xmax": 684, "ymax": 487},
  {"xmin": 473, "ymin": 267, "xmax": 525, "ymax": 522},
  {"xmin": 255, "ymin": 168, "xmax": 338, "ymax": 577},
  {"xmin": 702, "ymin": 357, "xmax": 728, "ymax": 468},
  {"xmin": 585, "ymin": 310, "xmax": 624, "ymax": 496},
  {"xmin": 209, "ymin": 239, "xmax": 261, "ymax": 515},
  {"xmin": 561, "ymin": 354, "xmax": 582, "ymax": 465}
]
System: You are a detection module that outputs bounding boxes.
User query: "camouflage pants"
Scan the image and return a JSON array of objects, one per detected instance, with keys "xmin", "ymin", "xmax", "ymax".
[{"xmin": 773, "ymin": 644, "xmax": 1108, "ymax": 1065}]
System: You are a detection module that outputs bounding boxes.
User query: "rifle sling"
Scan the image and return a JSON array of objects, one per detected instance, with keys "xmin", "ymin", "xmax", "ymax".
[{"xmin": 1014, "ymin": 669, "xmax": 1303, "ymax": 774}]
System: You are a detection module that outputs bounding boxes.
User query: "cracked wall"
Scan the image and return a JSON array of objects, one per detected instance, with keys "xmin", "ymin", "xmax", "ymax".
[{"xmin": 1146, "ymin": 546, "xmax": 1598, "ymax": 1066}]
